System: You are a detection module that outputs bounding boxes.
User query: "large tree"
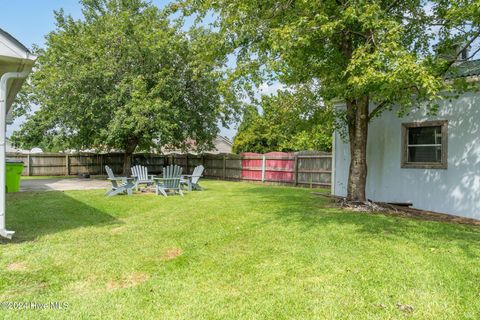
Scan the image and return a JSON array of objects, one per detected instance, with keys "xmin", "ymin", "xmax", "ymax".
[
  {"xmin": 232, "ymin": 86, "xmax": 333, "ymax": 153},
  {"xmin": 12, "ymin": 0, "xmax": 238, "ymax": 174},
  {"xmin": 180, "ymin": 0, "xmax": 480, "ymax": 201}
]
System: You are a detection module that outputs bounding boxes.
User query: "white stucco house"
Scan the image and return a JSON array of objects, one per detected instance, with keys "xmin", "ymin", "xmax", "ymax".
[
  {"xmin": 0, "ymin": 28, "xmax": 36, "ymax": 238},
  {"xmin": 333, "ymin": 59, "xmax": 480, "ymax": 219}
]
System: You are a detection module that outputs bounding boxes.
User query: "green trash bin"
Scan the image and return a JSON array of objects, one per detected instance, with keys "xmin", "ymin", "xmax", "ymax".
[{"xmin": 6, "ymin": 159, "xmax": 24, "ymax": 193}]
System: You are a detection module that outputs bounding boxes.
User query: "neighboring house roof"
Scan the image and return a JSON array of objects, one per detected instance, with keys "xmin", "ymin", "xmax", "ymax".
[
  {"xmin": 0, "ymin": 28, "xmax": 31, "ymax": 55},
  {"xmin": 213, "ymin": 135, "xmax": 233, "ymax": 154},
  {"xmin": 446, "ymin": 59, "xmax": 480, "ymax": 79},
  {"xmin": 163, "ymin": 135, "xmax": 233, "ymax": 154},
  {"xmin": 0, "ymin": 27, "xmax": 36, "ymax": 123},
  {"xmin": 5, "ymin": 138, "xmax": 41, "ymax": 154}
]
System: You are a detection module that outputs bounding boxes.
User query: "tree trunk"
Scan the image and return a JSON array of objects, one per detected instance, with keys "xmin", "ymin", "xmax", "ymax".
[
  {"xmin": 346, "ymin": 96, "xmax": 369, "ymax": 202},
  {"xmin": 122, "ymin": 139, "xmax": 138, "ymax": 176},
  {"xmin": 122, "ymin": 152, "xmax": 133, "ymax": 176}
]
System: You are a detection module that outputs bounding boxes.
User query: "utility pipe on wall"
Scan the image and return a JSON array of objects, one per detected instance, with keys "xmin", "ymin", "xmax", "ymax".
[{"xmin": 0, "ymin": 71, "xmax": 30, "ymax": 239}]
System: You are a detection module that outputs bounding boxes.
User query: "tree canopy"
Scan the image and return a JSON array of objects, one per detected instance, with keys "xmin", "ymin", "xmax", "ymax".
[
  {"xmin": 232, "ymin": 86, "xmax": 333, "ymax": 153},
  {"xmin": 180, "ymin": 0, "xmax": 480, "ymax": 201},
  {"xmin": 12, "ymin": 0, "xmax": 238, "ymax": 172}
]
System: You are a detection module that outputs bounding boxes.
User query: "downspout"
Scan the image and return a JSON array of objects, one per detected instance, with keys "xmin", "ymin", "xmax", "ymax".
[
  {"xmin": 0, "ymin": 71, "xmax": 30, "ymax": 239},
  {"xmin": 331, "ymin": 129, "xmax": 336, "ymax": 196}
]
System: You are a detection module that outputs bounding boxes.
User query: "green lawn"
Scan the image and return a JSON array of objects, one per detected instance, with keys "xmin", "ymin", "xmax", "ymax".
[{"xmin": 2, "ymin": 180, "xmax": 480, "ymax": 319}]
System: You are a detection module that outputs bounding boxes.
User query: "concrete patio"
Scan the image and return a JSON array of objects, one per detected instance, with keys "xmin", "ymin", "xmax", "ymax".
[{"xmin": 19, "ymin": 178, "xmax": 109, "ymax": 192}]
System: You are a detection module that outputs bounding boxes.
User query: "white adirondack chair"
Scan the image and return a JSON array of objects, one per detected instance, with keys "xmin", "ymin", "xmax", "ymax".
[
  {"xmin": 131, "ymin": 165, "xmax": 155, "ymax": 191},
  {"xmin": 181, "ymin": 165, "xmax": 204, "ymax": 191},
  {"xmin": 153, "ymin": 165, "xmax": 183, "ymax": 197},
  {"xmin": 105, "ymin": 165, "xmax": 135, "ymax": 196}
]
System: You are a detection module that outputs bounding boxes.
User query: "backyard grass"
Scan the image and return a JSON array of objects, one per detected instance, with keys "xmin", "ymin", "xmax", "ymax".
[{"xmin": 2, "ymin": 180, "xmax": 480, "ymax": 319}]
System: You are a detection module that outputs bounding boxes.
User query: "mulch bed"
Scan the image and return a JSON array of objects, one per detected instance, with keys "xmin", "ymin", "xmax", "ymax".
[{"xmin": 312, "ymin": 192, "xmax": 480, "ymax": 226}]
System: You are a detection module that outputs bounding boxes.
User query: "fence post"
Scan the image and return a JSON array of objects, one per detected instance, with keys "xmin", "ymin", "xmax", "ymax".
[
  {"xmin": 27, "ymin": 154, "xmax": 31, "ymax": 176},
  {"xmin": 294, "ymin": 154, "xmax": 298, "ymax": 186},
  {"xmin": 185, "ymin": 153, "xmax": 189, "ymax": 174},
  {"xmin": 261, "ymin": 155, "xmax": 266, "ymax": 182},
  {"xmin": 223, "ymin": 154, "xmax": 226, "ymax": 179},
  {"xmin": 65, "ymin": 154, "xmax": 70, "ymax": 176}
]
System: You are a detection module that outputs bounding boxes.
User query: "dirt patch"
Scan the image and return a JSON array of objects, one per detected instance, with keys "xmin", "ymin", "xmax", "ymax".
[
  {"xmin": 69, "ymin": 280, "xmax": 92, "ymax": 295},
  {"xmin": 375, "ymin": 205, "xmax": 480, "ymax": 226},
  {"xmin": 7, "ymin": 262, "xmax": 28, "ymax": 271},
  {"xmin": 312, "ymin": 192, "xmax": 480, "ymax": 226},
  {"xmin": 110, "ymin": 226, "xmax": 126, "ymax": 234},
  {"xmin": 106, "ymin": 272, "xmax": 149, "ymax": 291},
  {"xmin": 162, "ymin": 248, "xmax": 183, "ymax": 260},
  {"xmin": 67, "ymin": 275, "xmax": 99, "ymax": 295}
]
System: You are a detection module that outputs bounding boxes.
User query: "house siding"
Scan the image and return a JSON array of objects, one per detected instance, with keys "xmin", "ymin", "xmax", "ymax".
[
  {"xmin": 333, "ymin": 91, "xmax": 480, "ymax": 219},
  {"xmin": 213, "ymin": 137, "xmax": 232, "ymax": 153}
]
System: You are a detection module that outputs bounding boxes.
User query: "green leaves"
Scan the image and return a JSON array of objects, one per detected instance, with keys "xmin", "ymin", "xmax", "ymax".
[
  {"xmin": 232, "ymin": 85, "xmax": 333, "ymax": 153},
  {"xmin": 13, "ymin": 0, "xmax": 239, "ymax": 153},
  {"xmin": 180, "ymin": 0, "xmax": 480, "ymax": 120}
]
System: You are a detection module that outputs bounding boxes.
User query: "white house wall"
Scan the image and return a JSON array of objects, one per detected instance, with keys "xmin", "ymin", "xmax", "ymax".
[{"xmin": 333, "ymin": 92, "xmax": 480, "ymax": 218}]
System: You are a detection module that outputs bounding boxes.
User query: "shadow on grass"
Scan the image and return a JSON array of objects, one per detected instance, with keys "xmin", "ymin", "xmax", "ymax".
[
  {"xmin": 1, "ymin": 191, "xmax": 120, "ymax": 243},
  {"xmin": 242, "ymin": 186, "xmax": 480, "ymax": 255}
]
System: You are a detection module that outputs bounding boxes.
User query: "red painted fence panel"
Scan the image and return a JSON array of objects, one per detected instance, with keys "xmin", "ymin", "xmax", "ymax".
[
  {"xmin": 264, "ymin": 152, "xmax": 295, "ymax": 182},
  {"xmin": 241, "ymin": 152, "xmax": 295, "ymax": 182},
  {"xmin": 241, "ymin": 152, "xmax": 263, "ymax": 180}
]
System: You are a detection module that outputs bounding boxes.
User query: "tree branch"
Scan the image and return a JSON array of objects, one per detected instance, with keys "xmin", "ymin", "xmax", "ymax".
[
  {"xmin": 368, "ymin": 85, "xmax": 421, "ymax": 121},
  {"xmin": 440, "ymin": 30, "xmax": 480, "ymax": 76},
  {"xmin": 386, "ymin": 0, "xmax": 403, "ymax": 12},
  {"xmin": 368, "ymin": 101, "xmax": 388, "ymax": 121},
  {"xmin": 346, "ymin": 29, "xmax": 368, "ymax": 39},
  {"xmin": 466, "ymin": 46, "xmax": 480, "ymax": 60}
]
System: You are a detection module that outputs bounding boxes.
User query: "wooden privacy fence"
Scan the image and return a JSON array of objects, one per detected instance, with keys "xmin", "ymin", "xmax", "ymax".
[
  {"xmin": 240, "ymin": 151, "xmax": 331, "ymax": 187},
  {"xmin": 6, "ymin": 151, "xmax": 332, "ymax": 188}
]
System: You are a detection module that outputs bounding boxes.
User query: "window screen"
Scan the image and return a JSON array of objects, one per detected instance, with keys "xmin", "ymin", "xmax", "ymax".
[
  {"xmin": 407, "ymin": 126, "xmax": 442, "ymax": 163},
  {"xmin": 402, "ymin": 121, "xmax": 448, "ymax": 169}
]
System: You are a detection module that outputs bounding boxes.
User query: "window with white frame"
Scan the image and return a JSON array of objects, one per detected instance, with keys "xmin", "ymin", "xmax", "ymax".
[{"xmin": 401, "ymin": 120, "xmax": 448, "ymax": 169}]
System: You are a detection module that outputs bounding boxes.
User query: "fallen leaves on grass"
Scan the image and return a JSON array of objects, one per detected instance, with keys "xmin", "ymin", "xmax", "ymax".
[{"xmin": 397, "ymin": 303, "xmax": 415, "ymax": 313}]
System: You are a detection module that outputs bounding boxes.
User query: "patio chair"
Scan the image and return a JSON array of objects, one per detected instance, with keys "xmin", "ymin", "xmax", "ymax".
[
  {"xmin": 131, "ymin": 165, "xmax": 155, "ymax": 191},
  {"xmin": 105, "ymin": 165, "xmax": 135, "ymax": 197},
  {"xmin": 153, "ymin": 165, "xmax": 183, "ymax": 197},
  {"xmin": 181, "ymin": 165, "xmax": 204, "ymax": 191}
]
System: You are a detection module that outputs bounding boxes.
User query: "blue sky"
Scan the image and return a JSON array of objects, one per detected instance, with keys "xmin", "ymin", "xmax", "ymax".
[
  {"xmin": 0, "ymin": 0, "xmax": 172, "ymax": 48},
  {"xmin": 1, "ymin": 0, "xmax": 238, "ymax": 139}
]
